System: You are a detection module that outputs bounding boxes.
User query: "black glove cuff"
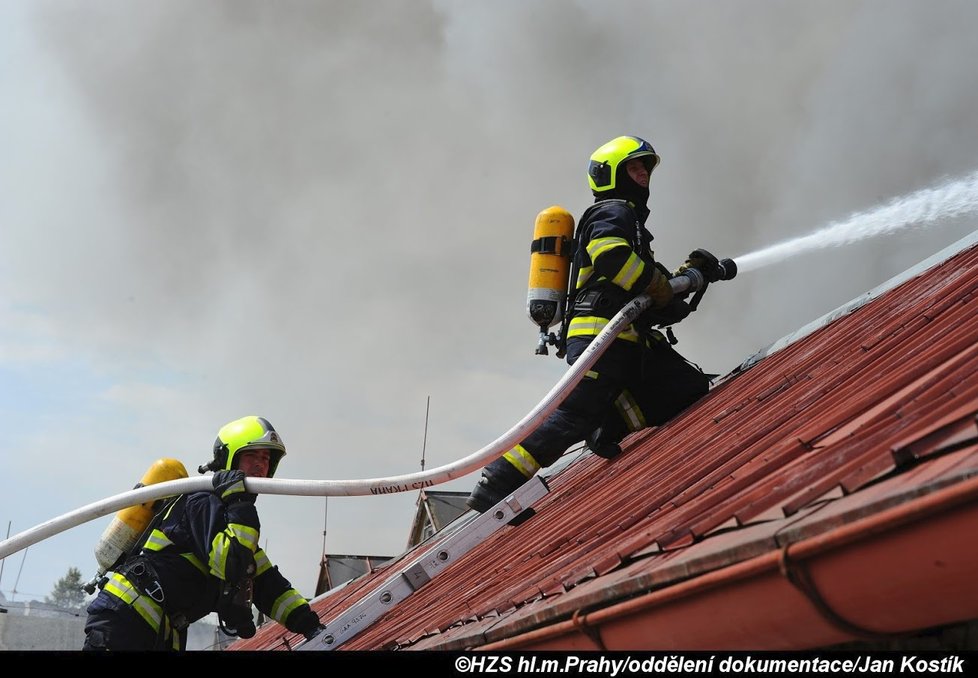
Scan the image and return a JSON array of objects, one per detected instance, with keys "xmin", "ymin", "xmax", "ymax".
[
  {"xmin": 303, "ymin": 624, "xmax": 326, "ymax": 641},
  {"xmin": 289, "ymin": 606, "xmax": 322, "ymax": 637}
]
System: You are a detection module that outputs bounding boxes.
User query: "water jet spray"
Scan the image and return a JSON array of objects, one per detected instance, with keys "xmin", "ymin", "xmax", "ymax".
[{"xmin": 734, "ymin": 170, "xmax": 978, "ymax": 273}]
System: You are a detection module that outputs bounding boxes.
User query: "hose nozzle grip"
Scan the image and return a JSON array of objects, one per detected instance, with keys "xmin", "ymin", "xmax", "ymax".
[{"xmin": 717, "ymin": 258, "xmax": 737, "ymax": 281}]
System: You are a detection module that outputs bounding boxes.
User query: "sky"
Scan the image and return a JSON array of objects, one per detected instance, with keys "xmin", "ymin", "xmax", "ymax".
[{"xmin": 2, "ymin": 0, "xmax": 977, "ymax": 607}]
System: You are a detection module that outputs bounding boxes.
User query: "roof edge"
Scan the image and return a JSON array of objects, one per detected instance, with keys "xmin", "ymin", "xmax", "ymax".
[
  {"xmin": 411, "ymin": 452, "xmax": 978, "ymax": 651},
  {"xmin": 477, "ymin": 472, "xmax": 978, "ymax": 651}
]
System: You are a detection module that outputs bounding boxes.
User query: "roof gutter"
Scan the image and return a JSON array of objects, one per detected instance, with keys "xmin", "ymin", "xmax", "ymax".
[{"xmin": 478, "ymin": 473, "xmax": 978, "ymax": 651}]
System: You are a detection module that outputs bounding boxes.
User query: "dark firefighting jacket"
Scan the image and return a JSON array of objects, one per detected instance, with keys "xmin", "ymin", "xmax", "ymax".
[
  {"xmin": 93, "ymin": 490, "xmax": 315, "ymax": 648},
  {"xmin": 566, "ymin": 198, "xmax": 664, "ymax": 345}
]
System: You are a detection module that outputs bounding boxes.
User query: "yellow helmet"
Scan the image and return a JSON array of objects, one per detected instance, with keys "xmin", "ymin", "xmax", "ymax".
[
  {"xmin": 211, "ymin": 415, "xmax": 287, "ymax": 478},
  {"xmin": 587, "ymin": 135, "xmax": 660, "ymax": 195}
]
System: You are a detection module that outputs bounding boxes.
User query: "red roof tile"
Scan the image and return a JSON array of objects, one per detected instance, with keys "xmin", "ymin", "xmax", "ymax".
[{"xmin": 234, "ymin": 233, "xmax": 978, "ymax": 651}]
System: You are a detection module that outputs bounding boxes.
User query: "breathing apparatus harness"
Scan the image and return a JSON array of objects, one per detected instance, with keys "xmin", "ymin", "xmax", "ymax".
[
  {"xmin": 117, "ymin": 552, "xmax": 192, "ymax": 648},
  {"xmin": 84, "ymin": 492, "xmax": 182, "ymax": 596},
  {"xmin": 552, "ymin": 199, "xmax": 699, "ymax": 357},
  {"xmin": 91, "ymin": 478, "xmax": 258, "ymax": 641},
  {"xmin": 89, "ymin": 494, "xmax": 191, "ymax": 649}
]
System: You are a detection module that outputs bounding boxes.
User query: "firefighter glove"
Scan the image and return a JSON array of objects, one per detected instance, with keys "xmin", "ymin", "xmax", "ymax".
[
  {"xmin": 644, "ymin": 267, "xmax": 674, "ymax": 309},
  {"xmin": 212, "ymin": 469, "xmax": 255, "ymax": 504},
  {"xmin": 216, "ymin": 586, "xmax": 257, "ymax": 638},
  {"xmin": 288, "ymin": 605, "xmax": 323, "ymax": 639},
  {"xmin": 656, "ymin": 298, "xmax": 692, "ymax": 325},
  {"xmin": 678, "ymin": 248, "xmax": 723, "ymax": 283}
]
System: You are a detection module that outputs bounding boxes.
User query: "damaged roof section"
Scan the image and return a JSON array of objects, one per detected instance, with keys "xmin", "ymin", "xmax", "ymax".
[{"xmin": 236, "ymin": 230, "xmax": 978, "ymax": 652}]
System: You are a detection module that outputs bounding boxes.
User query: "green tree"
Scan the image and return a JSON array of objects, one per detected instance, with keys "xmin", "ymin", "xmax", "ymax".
[{"xmin": 46, "ymin": 566, "xmax": 87, "ymax": 610}]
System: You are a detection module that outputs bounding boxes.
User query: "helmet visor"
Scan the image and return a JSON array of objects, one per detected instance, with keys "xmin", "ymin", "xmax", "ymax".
[{"xmin": 628, "ymin": 151, "xmax": 659, "ymax": 174}]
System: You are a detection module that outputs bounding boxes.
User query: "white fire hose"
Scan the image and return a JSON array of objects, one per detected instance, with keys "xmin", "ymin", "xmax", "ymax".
[{"xmin": 0, "ymin": 267, "xmax": 731, "ymax": 561}]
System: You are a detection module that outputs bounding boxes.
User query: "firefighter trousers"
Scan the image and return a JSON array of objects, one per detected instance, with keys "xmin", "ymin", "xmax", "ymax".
[{"xmin": 510, "ymin": 333, "xmax": 709, "ymax": 475}]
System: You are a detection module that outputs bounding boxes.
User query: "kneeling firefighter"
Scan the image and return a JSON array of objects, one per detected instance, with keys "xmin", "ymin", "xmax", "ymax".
[
  {"xmin": 467, "ymin": 135, "xmax": 731, "ymax": 512},
  {"xmin": 84, "ymin": 415, "xmax": 325, "ymax": 650}
]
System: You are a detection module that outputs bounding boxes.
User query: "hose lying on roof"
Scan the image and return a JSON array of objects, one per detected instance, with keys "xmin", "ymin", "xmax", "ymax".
[{"xmin": 0, "ymin": 268, "xmax": 730, "ymax": 560}]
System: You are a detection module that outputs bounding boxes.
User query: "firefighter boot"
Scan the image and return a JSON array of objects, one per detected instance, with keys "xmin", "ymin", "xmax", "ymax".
[
  {"xmin": 466, "ymin": 458, "xmax": 530, "ymax": 513},
  {"xmin": 586, "ymin": 426, "xmax": 624, "ymax": 460}
]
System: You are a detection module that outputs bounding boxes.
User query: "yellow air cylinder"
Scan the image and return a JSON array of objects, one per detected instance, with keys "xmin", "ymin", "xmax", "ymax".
[
  {"xmin": 93, "ymin": 457, "xmax": 189, "ymax": 576},
  {"xmin": 527, "ymin": 205, "xmax": 575, "ymax": 331}
]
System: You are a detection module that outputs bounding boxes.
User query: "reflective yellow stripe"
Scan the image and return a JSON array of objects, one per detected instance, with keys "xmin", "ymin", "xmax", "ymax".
[
  {"xmin": 221, "ymin": 478, "xmax": 247, "ymax": 498},
  {"xmin": 567, "ymin": 316, "xmax": 640, "ymax": 342},
  {"xmin": 614, "ymin": 390, "xmax": 646, "ymax": 431},
  {"xmin": 143, "ymin": 528, "xmax": 173, "ymax": 552},
  {"xmin": 611, "ymin": 251, "xmax": 645, "ymax": 291},
  {"xmin": 210, "ymin": 531, "xmax": 230, "ymax": 578},
  {"xmin": 270, "ymin": 588, "xmax": 308, "ymax": 624},
  {"xmin": 105, "ymin": 573, "xmax": 142, "ymax": 606},
  {"xmin": 585, "ymin": 370, "xmax": 599, "ymax": 380},
  {"xmin": 576, "ymin": 266, "xmax": 594, "ymax": 287},
  {"xmin": 586, "ymin": 236, "xmax": 630, "ymax": 261},
  {"xmin": 228, "ymin": 522, "xmax": 259, "ymax": 551},
  {"xmin": 254, "ymin": 549, "xmax": 272, "ymax": 576},
  {"xmin": 502, "ymin": 445, "xmax": 540, "ymax": 478},
  {"xmin": 144, "ymin": 497, "xmax": 181, "ymax": 554},
  {"xmin": 104, "ymin": 573, "xmax": 178, "ymax": 648},
  {"xmin": 209, "ymin": 522, "xmax": 259, "ymax": 578}
]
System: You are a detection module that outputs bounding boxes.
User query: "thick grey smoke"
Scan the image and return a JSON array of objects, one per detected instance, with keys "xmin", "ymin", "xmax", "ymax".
[{"xmin": 2, "ymin": 0, "xmax": 977, "ymax": 604}]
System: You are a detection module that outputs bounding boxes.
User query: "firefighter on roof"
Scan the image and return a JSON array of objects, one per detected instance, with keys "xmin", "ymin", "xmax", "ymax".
[
  {"xmin": 83, "ymin": 415, "xmax": 325, "ymax": 650},
  {"xmin": 467, "ymin": 135, "xmax": 723, "ymax": 512}
]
